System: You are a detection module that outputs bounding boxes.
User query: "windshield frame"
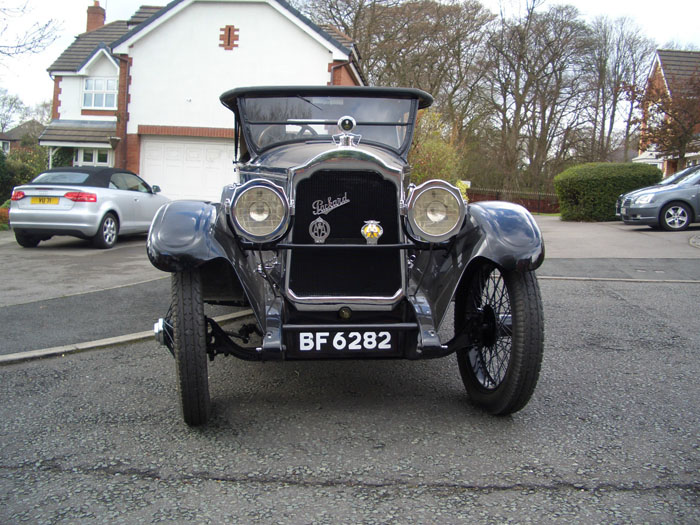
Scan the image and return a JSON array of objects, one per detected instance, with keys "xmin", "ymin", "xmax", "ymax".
[{"xmin": 221, "ymin": 86, "xmax": 433, "ymax": 159}]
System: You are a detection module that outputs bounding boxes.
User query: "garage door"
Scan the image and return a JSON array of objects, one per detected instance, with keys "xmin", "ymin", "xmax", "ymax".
[{"xmin": 140, "ymin": 136, "xmax": 238, "ymax": 201}]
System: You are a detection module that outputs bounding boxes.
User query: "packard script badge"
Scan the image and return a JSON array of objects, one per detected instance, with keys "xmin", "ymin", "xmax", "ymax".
[
  {"xmin": 312, "ymin": 192, "xmax": 350, "ymax": 215},
  {"xmin": 309, "ymin": 217, "xmax": 331, "ymax": 244},
  {"xmin": 361, "ymin": 220, "xmax": 383, "ymax": 245}
]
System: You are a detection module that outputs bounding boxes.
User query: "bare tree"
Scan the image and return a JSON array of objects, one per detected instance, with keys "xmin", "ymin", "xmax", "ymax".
[
  {"xmin": 0, "ymin": 87, "xmax": 28, "ymax": 131},
  {"xmin": 483, "ymin": 1, "xmax": 590, "ymax": 190},
  {"xmin": 0, "ymin": 1, "xmax": 59, "ymax": 59},
  {"xmin": 584, "ymin": 17, "xmax": 655, "ymax": 161}
]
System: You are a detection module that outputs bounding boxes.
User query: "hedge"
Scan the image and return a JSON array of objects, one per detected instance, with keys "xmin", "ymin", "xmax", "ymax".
[{"xmin": 553, "ymin": 163, "xmax": 662, "ymax": 222}]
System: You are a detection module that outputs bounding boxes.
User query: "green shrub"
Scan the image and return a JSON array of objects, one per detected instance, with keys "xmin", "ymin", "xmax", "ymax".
[{"xmin": 554, "ymin": 163, "xmax": 662, "ymax": 222}]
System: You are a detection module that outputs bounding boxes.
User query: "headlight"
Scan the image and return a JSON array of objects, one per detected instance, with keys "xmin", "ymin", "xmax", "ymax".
[
  {"xmin": 634, "ymin": 194, "xmax": 654, "ymax": 205},
  {"xmin": 230, "ymin": 179, "xmax": 289, "ymax": 242},
  {"xmin": 406, "ymin": 180, "xmax": 465, "ymax": 242}
]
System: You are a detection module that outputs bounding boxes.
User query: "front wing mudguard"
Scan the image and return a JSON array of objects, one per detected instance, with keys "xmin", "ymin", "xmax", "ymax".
[{"xmin": 408, "ymin": 201, "xmax": 544, "ymax": 334}]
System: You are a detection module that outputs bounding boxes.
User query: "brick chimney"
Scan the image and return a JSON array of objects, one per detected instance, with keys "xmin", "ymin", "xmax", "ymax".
[{"xmin": 86, "ymin": 1, "xmax": 105, "ymax": 32}]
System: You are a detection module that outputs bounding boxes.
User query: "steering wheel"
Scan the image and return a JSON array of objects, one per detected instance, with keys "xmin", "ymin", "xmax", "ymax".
[
  {"xmin": 257, "ymin": 124, "xmax": 318, "ymax": 147},
  {"xmin": 295, "ymin": 124, "xmax": 318, "ymax": 138}
]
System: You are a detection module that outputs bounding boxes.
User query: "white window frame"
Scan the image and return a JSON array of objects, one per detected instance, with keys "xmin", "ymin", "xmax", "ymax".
[
  {"xmin": 82, "ymin": 77, "xmax": 118, "ymax": 109},
  {"xmin": 1, "ymin": 141, "xmax": 9, "ymax": 153},
  {"xmin": 74, "ymin": 148, "xmax": 113, "ymax": 167}
]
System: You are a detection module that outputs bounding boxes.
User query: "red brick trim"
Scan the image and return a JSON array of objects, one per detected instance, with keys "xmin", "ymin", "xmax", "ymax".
[
  {"xmin": 114, "ymin": 54, "xmax": 131, "ymax": 169},
  {"xmin": 126, "ymin": 133, "xmax": 140, "ymax": 173},
  {"xmin": 219, "ymin": 25, "xmax": 240, "ymax": 50},
  {"xmin": 52, "ymin": 77, "xmax": 62, "ymax": 120},
  {"xmin": 327, "ymin": 61, "xmax": 359, "ymax": 86},
  {"xmin": 81, "ymin": 109, "xmax": 117, "ymax": 116},
  {"xmin": 137, "ymin": 125, "xmax": 235, "ymax": 138}
]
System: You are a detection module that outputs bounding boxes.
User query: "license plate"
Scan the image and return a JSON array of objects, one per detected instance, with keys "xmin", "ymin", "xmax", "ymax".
[
  {"xmin": 299, "ymin": 331, "xmax": 393, "ymax": 352},
  {"xmin": 30, "ymin": 197, "xmax": 59, "ymax": 205}
]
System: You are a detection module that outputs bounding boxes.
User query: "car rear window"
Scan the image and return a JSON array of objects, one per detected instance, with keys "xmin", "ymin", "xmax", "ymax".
[{"xmin": 32, "ymin": 172, "xmax": 91, "ymax": 184}]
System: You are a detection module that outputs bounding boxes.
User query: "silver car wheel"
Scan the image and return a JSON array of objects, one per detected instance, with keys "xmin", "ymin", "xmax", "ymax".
[
  {"xmin": 103, "ymin": 216, "xmax": 117, "ymax": 244},
  {"xmin": 662, "ymin": 203, "xmax": 690, "ymax": 231},
  {"xmin": 93, "ymin": 212, "xmax": 119, "ymax": 248}
]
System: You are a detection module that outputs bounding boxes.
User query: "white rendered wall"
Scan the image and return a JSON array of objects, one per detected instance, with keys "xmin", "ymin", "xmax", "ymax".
[
  {"xmin": 125, "ymin": 2, "xmax": 335, "ymax": 134},
  {"xmin": 57, "ymin": 76, "xmax": 83, "ymax": 120},
  {"xmin": 57, "ymin": 54, "xmax": 119, "ymax": 122}
]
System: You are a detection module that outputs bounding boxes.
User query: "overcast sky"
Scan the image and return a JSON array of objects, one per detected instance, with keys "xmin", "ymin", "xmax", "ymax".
[{"xmin": 1, "ymin": 0, "xmax": 699, "ymax": 107}]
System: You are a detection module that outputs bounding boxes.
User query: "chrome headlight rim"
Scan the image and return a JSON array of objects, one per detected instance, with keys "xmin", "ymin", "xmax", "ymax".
[
  {"xmin": 230, "ymin": 179, "xmax": 290, "ymax": 243},
  {"xmin": 406, "ymin": 180, "xmax": 466, "ymax": 243}
]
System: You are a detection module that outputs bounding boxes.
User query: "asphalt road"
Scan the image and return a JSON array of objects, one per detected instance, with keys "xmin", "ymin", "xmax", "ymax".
[{"xmin": 0, "ymin": 218, "xmax": 699, "ymax": 522}]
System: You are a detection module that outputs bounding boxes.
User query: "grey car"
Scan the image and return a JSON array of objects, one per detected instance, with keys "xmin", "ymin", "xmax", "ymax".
[
  {"xmin": 618, "ymin": 165, "xmax": 700, "ymax": 231},
  {"xmin": 9, "ymin": 166, "xmax": 169, "ymax": 248}
]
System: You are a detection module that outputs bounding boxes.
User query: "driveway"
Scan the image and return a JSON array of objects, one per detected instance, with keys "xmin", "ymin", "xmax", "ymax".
[
  {"xmin": 1, "ymin": 219, "xmax": 699, "ymax": 522},
  {"xmin": 1, "ymin": 218, "xmax": 699, "ymax": 357}
]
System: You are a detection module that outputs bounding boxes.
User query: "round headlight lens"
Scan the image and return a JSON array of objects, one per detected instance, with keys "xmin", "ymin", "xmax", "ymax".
[
  {"xmin": 408, "ymin": 182, "xmax": 465, "ymax": 242},
  {"xmin": 232, "ymin": 182, "xmax": 288, "ymax": 241}
]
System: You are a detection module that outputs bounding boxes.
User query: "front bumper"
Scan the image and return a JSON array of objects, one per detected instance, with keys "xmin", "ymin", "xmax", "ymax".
[{"xmin": 620, "ymin": 204, "xmax": 661, "ymax": 226}]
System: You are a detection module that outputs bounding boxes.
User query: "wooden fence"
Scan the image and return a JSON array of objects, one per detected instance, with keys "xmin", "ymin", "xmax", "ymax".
[{"xmin": 467, "ymin": 187, "xmax": 559, "ymax": 214}]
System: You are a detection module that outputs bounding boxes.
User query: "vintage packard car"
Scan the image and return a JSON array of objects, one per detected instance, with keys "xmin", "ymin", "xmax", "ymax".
[{"xmin": 148, "ymin": 86, "xmax": 545, "ymax": 426}]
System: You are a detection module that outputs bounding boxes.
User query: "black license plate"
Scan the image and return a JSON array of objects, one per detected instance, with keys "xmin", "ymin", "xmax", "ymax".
[{"xmin": 297, "ymin": 330, "xmax": 394, "ymax": 353}]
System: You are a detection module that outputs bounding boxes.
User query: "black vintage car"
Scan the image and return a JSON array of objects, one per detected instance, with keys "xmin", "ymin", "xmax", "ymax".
[{"xmin": 148, "ymin": 86, "xmax": 545, "ymax": 426}]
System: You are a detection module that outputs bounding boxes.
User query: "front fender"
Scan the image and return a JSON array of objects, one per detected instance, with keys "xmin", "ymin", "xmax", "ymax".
[
  {"xmin": 409, "ymin": 201, "xmax": 544, "ymax": 329},
  {"xmin": 147, "ymin": 200, "xmax": 227, "ymax": 273},
  {"xmin": 467, "ymin": 201, "xmax": 545, "ymax": 271}
]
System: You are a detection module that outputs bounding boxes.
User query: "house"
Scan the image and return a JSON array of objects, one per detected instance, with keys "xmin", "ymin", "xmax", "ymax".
[
  {"xmin": 1, "ymin": 120, "xmax": 45, "ymax": 154},
  {"xmin": 40, "ymin": 0, "xmax": 363, "ymax": 200},
  {"xmin": 635, "ymin": 49, "xmax": 700, "ymax": 175}
]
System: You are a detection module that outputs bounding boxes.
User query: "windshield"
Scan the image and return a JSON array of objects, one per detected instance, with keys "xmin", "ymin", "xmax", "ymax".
[
  {"xmin": 678, "ymin": 171, "xmax": 700, "ymax": 186},
  {"xmin": 660, "ymin": 165, "xmax": 700, "ymax": 185},
  {"xmin": 241, "ymin": 95, "xmax": 414, "ymax": 152}
]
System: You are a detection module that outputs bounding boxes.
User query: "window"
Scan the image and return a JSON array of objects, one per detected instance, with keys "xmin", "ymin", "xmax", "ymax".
[
  {"xmin": 83, "ymin": 77, "xmax": 118, "ymax": 109},
  {"xmin": 33, "ymin": 172, "xmax": 90, "ymax": 184},
  {"xmin": 1, "ymin": 141, "xmax": 9, "ymax": 153},
  {"xmin": 110, "ymin": 172, "xmax": 150, "ymax": 192},
  {"xmin": 74, "ymin": 148, "xmax": 112, "ymax": 167}
]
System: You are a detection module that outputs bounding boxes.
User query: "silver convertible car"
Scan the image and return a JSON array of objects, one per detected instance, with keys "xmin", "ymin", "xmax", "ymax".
[
  {"xmin": 10, "ymin": 167, "xmax": 168, "ymax": 248},
  {"xmin": 617, "ymin": 164, "xmax": 700, "ymax": 231}
]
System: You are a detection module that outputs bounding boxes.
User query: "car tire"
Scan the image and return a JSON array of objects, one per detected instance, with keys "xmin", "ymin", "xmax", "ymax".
[
  {"xmin": 455, "ymin": 262, "xmax": 544, "ymax": 415},
  {"xmin": 171, "ymin": 269, "xmax": 211, "ymax": 426},
  {"xmin": 14, "ymin": 231, "xmax": 40, "ymax": 248},
  {"xmin": 660, "ymin": 202, "xmax": 692, "ymax": 231},
  {"xmin": 92, "ymin": 212, "xmax": 119, "ymax": 248}
]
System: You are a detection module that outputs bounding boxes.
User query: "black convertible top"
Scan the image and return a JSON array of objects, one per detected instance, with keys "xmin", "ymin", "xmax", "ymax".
[
  {"xmin": 28, "ymin": 167, "xmax": 138, "ymax": 188},
  {"xmin": 220, "ymin": 85, "xmax": 434, "ymax": 113}
]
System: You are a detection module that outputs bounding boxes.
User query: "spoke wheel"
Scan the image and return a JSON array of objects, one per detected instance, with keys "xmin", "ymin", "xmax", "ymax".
[
  {"xmin": 455, "ymin": 262, "xmax": 543, "ymax": 415},
  {"xmin": 660, "ymin": 202, "xmax": 691, "ymax": 231},
  {"xmin": 172, "ymin": 269, "xmax": 210, "ymax": 426}
]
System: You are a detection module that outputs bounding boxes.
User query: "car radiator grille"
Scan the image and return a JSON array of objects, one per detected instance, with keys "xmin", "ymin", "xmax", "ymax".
[
  {"xmin": 623, "ymin": 198, "xmax": 632, "ymax": 207},
  {"xmin": 288, "ymin": 170, "xmax": 401, "ymax": 298}
]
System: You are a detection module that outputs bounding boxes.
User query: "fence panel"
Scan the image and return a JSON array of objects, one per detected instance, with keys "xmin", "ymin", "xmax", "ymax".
[{"xmin": 468, "ymin": 188, "xmax": 559, "ymax": 214}]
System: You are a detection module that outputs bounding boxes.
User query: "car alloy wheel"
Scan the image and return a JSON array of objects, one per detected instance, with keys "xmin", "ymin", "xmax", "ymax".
[
  {"xmin": 661, "ymin": 202, "xmax": 691, "ymax": 231},
  {"xmin": 93, "ymin": 212, "xmax": 119, "ymax": 248}
]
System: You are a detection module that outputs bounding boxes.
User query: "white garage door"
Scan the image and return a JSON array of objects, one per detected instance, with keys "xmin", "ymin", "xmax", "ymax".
[{"xmin": 140, "ymin": 136, "xmax": 238, "ymax": 201}]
